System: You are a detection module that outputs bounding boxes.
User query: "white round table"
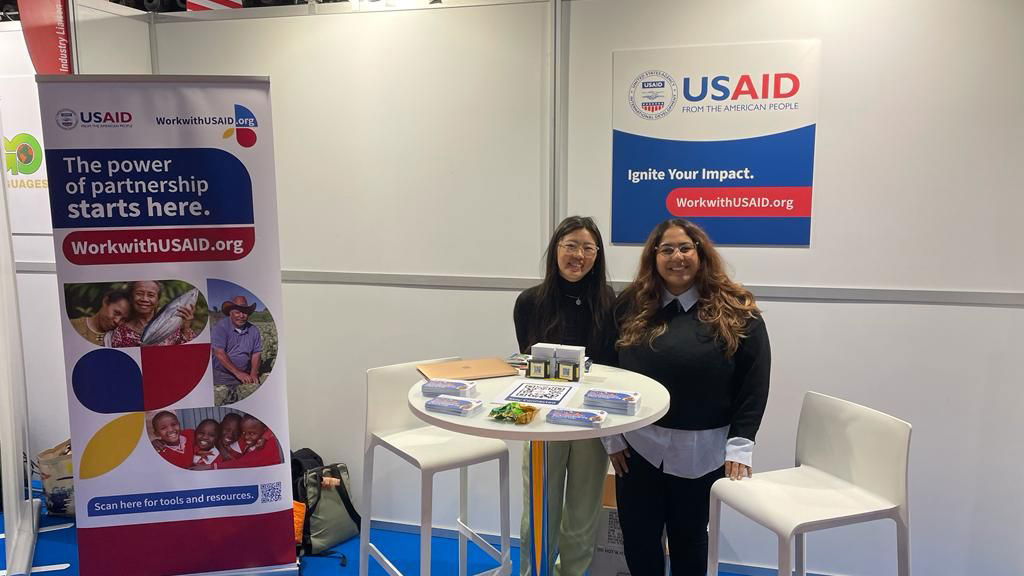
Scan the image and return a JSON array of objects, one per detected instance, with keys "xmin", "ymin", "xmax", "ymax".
[{"xmin": 408, "ymin": 363, "xmax": 670, "ymax": 576}]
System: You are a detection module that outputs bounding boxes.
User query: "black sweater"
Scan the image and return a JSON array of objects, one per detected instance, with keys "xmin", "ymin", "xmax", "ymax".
[
  {"xmin": 617, "ymin": 300, "xmax": 770, "ymax": 441},
  {"xmin": 513, "ymin": 278, "xmax": 618, "ymax": 366}
]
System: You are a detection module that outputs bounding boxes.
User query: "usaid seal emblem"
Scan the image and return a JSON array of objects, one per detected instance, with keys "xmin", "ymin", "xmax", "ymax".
[
  {"xmin": 56, "ymin": 109, "xmax": 78, "ymax": 130},
  {"xmin": 628, "ymin": 70, "xmax": 677, "ymax": 120}
]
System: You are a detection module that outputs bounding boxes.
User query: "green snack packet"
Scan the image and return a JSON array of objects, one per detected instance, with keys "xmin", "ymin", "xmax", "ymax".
[{"xmin": 488, "ymin": 402, "xmax": 538, "ymax": 424}]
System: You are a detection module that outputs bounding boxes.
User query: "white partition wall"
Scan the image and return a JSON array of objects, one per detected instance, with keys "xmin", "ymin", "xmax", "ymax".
[
  {"xmin": 0, "ymin": 23, "xmax": 34, "ymax": 75},
  {"xmin": 3, "ymin": 1, "xmax": 1022, "ymax": 575},
  {"xmin": 154, "ymin": 2, "xmax": 552, "ymax": 275},
  {"xmin": 1, "ymin": 110, "xmax": 39, "ymax": 576},
  {"xmin": 283, "ymin": 282, "xmax": 523, "ymax": 537},
  {"xmin": 569, "ymin": 0, "xmax": 1024, "ymax": 292},
  {"xmin": 566, "ymin": 1, "xmax": 1024, "ymax": 575},
  {"xmin": 73, "ymin": 0, "xmax": 153, "ymax": 74}
]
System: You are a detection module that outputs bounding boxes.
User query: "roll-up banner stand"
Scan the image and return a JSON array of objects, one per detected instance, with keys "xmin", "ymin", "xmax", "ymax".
[{"xmin": 37, "ymin": 75, "xmax": 295, "ymax": 576}]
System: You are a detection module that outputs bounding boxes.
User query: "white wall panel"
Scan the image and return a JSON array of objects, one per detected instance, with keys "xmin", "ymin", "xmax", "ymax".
[
  {"xmin": 281, "ymin": 281, "xmax": 523, "ymax": 535},
  {"xmin": 74, "ymin": 0, "xmax": 152, "ymax": 74},
  {"xmin": 567, "ymin": 0, "xmax": 1024, "ymax": 293},
  {"xmin": 0, "ymin": 23, "xmax": 34, "ymax": 75},
  {"xmin": 15, "ymin": 272, "xmax": 68, "ymax": 458},
  {"xmin": 11, "ymin": 236, "xmax": 54, "ymax": 262},
  {"xmin": 155, "ymin": 3, "xmax": 552, "ymax": 278}
]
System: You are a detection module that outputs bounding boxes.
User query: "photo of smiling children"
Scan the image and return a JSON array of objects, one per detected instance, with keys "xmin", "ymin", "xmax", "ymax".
[
  {"xmin": 214, "ymin": 415, "xmax": 282, "ymax": 470},
  {"xmin": 146, "ymin": 408, "xmax": 283, "ymax": 471},
  {"xmin": 149, "ymin": 410, "xmax": 194, "ymax": 469}
]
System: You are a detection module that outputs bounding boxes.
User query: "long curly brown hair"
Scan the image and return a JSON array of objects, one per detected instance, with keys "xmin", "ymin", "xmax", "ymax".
[{"xmin": 616, "ymin": 219, "xmax": 759, "ymax": 356}]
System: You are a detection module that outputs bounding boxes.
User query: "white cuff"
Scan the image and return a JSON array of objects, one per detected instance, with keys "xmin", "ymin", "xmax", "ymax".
[
  {"xmin": 601, "ymin": 434, "xmax": 628, "ymax": 454},
  {"xmin": 725, "ymin": 437, "xmax": 754, "ymax": 467}
]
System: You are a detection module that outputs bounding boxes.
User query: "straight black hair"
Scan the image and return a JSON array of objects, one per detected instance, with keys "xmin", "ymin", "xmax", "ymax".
[
  {"xmin": 528, "ymin": 216, "xmax": 614, "ymax": 353},
  {"xmin": 103, "ymin": 290, "xmax": 130, "ymax": 306}
]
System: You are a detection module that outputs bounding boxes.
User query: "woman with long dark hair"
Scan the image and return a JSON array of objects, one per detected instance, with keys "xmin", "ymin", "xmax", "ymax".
[
  {"xmin": 605, "ymin": 218, "xmax": 770, "ymax": 575},
  {"xmin": 514, "ymin": 215, "xmax": 616, "ymax": 576}
]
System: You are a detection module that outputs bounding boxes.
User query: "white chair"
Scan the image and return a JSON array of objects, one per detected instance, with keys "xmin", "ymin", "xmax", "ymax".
[
  {"xmin": 708, "ymin": 391, "xmax": 912, "ymax": 576},
  {"xmin": 359, "ymin": 358, "xmax": 512, "ymax": 576}
]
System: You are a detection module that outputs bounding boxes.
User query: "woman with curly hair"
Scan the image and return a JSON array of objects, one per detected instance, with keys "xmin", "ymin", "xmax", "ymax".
[{"xmin": 603, "ymin": 218, "xmax": 771, "ymax": 575}]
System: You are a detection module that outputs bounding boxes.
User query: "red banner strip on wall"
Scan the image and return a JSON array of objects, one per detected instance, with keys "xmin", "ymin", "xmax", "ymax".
[{"xmin": 19, "ymin": 0, "xmax": 74, "ymax": 74}]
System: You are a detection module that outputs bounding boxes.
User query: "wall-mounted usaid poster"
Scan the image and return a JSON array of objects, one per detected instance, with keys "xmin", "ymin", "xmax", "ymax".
[
  {"xmin": 37, "ymin": 76, "xmax": 294, "ymax": 575},
  {"xmin": 612, "ymin": 40, "xmax": 820, "ymax": 245}
]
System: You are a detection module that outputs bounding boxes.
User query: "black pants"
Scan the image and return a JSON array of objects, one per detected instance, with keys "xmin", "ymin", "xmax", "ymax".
[{"xmin": 615, "ymin": 448, "xmax": 724, "ymax": 576}]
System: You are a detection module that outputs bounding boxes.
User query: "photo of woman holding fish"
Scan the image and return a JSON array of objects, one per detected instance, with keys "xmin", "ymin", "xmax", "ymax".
[{"xmin": 63, "ymin": 280, "xmax": 209, "ymax": 348}]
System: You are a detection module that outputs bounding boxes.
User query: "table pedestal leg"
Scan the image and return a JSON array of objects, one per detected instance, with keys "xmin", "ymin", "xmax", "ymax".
[{"xmin": 528, "ymin": 440, "xmax": 548, "ymax": 576}]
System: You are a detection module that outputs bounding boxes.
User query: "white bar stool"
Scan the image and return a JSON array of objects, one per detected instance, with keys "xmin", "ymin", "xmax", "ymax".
[
  {"xmin": 359, "ymin": 357, "xmax": 512, "ymax": 576},
  {"xmin": 708, "ymin": 391, "xmax": 912, "ymax": 576}
]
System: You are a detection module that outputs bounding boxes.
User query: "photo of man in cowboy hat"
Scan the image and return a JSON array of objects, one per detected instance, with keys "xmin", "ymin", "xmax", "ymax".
[{"xmin": 212, "ymin": 294, "xmax": 263, "ymax": 404}]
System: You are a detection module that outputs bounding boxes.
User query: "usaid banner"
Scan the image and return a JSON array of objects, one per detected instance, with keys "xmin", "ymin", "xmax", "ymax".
[
  {"xmin": 612, "ymin": 40, "xmax": 820, "ymax": 245},
  {"xmin": 37, "ymin": 76, "xmax": 294, "ymax": 576}
]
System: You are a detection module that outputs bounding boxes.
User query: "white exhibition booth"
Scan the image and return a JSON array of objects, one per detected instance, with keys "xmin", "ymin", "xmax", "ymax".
[{"xmin": 2, "ymin": 0, "xmax": 1023, "ymax": 574}]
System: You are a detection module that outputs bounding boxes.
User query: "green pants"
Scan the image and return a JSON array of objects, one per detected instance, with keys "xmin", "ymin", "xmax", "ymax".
[{"xmin": 519, "ymin": 438, "xmax": 608, "ymax": 576}]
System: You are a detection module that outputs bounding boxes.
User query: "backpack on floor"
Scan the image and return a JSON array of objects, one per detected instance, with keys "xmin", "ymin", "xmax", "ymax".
[
  {"xmin": 38, "ymin": 440, "xmax": 75, "ymax": 516},
  {"xmin": 291, "ymin": 448, "xmax": 361, "ymax": 560}
]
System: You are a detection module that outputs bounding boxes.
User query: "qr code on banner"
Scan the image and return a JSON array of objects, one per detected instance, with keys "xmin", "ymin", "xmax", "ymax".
[
  {"xmin": 260, "ymin": 481, "xmax": 282, "ymax": 503},
  {"xmin": 506, "ymin": 382, "xmax": 574, "ymax": 405}
]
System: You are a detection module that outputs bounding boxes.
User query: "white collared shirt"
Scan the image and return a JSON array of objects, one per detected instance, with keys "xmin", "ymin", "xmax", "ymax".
[
  {"xmin": 193, "ymin": 447, "xmax": 220, "ymax": 466},
  {"xmin": 601, "ymin": 286, "xmax": 754, "ymax": 478}
]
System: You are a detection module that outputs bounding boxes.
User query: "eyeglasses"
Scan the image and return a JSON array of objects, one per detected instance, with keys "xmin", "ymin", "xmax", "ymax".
[
  {"xmin": 559, "ymin": 242, "xmax": 599, "ymax": 257},
  {"xmin": 655, "ymin": 243, "xmax": 697, "ymax": 257}
]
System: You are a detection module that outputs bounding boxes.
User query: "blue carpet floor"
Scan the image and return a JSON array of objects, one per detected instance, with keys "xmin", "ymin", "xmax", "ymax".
[
  {"xmin": 312, "ymin": 529, "xmax": 514, "ymax": 575},
  {"xmin": 3, "ymin": 510, "xmax": 744, "ymax": 575}
]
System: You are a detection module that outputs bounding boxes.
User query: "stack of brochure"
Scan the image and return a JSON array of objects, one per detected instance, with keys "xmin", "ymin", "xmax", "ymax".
[
  {"xmin": 546, "ymin": 408, "xmax": 607, "ymax": 428},
  {"xmin": 425, "ymin": 395, "xmax": 483, "ymax": 417},
  {"xmin": 422, "ymin": 379, "xmax": 476, "ymax": 397},
  {"xmin": 505, "ymin": 353, "xmax": 531, "ymax": 369},
  {"xmin": 583, "ymin": 388, "xmax": 641, "ymax": 415}
]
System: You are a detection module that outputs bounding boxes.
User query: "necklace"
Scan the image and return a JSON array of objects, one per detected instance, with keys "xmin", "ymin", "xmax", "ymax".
[
  {"xmin": 565, "ymin": 293, "xmax": 582, "ymax": 306},
  {"xmin": 84, "ymin": 316, "xmax": 102, "ymax": 334}
]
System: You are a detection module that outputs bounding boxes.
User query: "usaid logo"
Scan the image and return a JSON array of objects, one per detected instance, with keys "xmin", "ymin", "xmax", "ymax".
[
  {"xmin": 56, "ymin": 109, "xmax": 78, "ymax": 130},
  {"xmin": 58, "ymin": 109, "xmax": 134, "ymax": 129},
  {"xmin": 682, "ymin": 73, "xmax": 800, "ymax": 102},
  {"xmin": 80, "ymin": 111, "xmax": 134, "ymax": 124},
  {"xmin": 629, "ymin": 70, "xmax": 677, "ymax": 120}
]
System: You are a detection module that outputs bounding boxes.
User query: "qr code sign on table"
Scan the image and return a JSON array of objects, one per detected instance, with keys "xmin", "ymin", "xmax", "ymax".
[
  {"xmin": 506, "ymin": 382, "xmax": 573, "ymax": 405},
  {"xmin": 260, "ymin": 481, "xmax": 282, "ymax": 503}
]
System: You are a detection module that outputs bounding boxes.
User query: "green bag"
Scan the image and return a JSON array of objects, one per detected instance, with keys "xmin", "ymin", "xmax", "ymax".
[{"xmin": 297, "ymin": 462, "xmax": 361, "ymax": 556}]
